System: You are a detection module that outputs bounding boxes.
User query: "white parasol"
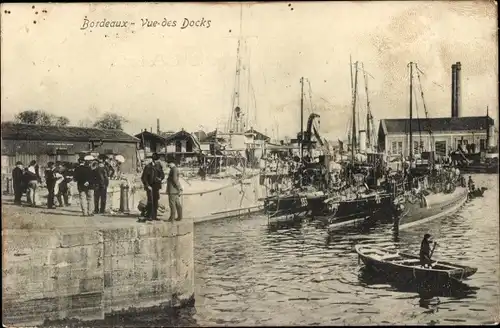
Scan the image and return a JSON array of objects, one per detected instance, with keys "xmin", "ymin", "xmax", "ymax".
[
  {"xmin": 84, "ymin": 155, "xmax": 95, "ymax": 161},
  {"xmin": 115, "ymin": 155, "xmax": 125, "ymax": 163}
]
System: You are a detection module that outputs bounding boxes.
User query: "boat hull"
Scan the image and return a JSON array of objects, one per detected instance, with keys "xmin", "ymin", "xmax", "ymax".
[
  {"xmin": 355, "ymin": 245, "xmax": 477, "ymax": 288},
  {"xmin": 396, "ymin": 187, "xmax": 468, "ymax": 230},
  {"xmin": 457, "ymin": 164, "xmax": 498, "ymax": 174},
  {"xmin": 312, "ymin": 193, "xmax": 394, "ymax": 228},
  {"xmin": 263, "ymin": 193, "xmax": 326, "ymax": 218}
]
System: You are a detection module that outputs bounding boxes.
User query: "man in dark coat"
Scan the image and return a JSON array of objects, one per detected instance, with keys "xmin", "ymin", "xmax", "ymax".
[
  {"xmin": 141, "ymin": 153, "xmax": 165, "ymax": 221},
  {"xmin": 44, "ymin": 162, "xmax": 57, "ymax": 209},
  {"xmin": 167, "ymin": 161, "xmax": 183, "ymax": 221},
  {"xmin": 419, "ymin": 233, "xmax": 435, "ymax": 268},
  {"xmin": 12, "ymin": 161, "xmax": 24, "ymax": 205},
  {"xmin": 73, "ymin": 158, "xmax": 95, "ymax": 216},
  {"xmin": 25, "ymin": 160, "xmax": 39, "ymax": 206},
  {"xmin": 94, "ymin": 159, "xmax": 110, "ymax": 214}
]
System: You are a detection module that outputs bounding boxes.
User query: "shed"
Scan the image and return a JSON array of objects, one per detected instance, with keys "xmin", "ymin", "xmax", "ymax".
[
  {"xmin": 1, "ymin": 122, "xmax": 139, "ymax": 174},
  {"xmin": 377, "ymin": 116, "xmax": 495, "ymax": 157}
]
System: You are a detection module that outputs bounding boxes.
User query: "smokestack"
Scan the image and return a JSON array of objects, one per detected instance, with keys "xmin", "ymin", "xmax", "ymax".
[
  {"xmin": 157, "ymin": 118, "xmax": 160, "ymax": 134},
  {"xmin": 451, "ymin": 64, "xmax": 457, "ymax": 117},
  {"xmin": 150, "ymin": 127, "xmax": 152, "ymax": 133},
  {"xmin": 455, "ymin": 62, "xmax": 462, "ymax": 118}
]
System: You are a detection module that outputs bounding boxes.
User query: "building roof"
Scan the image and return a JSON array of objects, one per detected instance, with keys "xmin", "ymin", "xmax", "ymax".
[
  {"xmin": 1, "ymin": 122, "xmax": 139, "ymax": 143},
  {"xmin": 193, "ymin": 130, "xmax": 207, "ymax": 142},
  {"xmin": 134, "ymin": 130, "xmax": 167, "ymax": 143},
  {"xmin": 164, "ymin": 129, "xmax": 201, "ymax": 150},
  {"xmin": 380, "ymin": 116, "xmax": 494, "ymax": 135}
]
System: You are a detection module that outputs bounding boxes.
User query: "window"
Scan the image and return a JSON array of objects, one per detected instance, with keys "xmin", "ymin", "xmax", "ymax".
[
  {"xmin": 391, "ymin": 142, "xmax": 397, "ymax": 155},
  {"xmin": 480, "ymin": 139, "xmax": 486, "ymax": 151},
  {"xmin": 435, "ymin": 141, "xmax": 447, "ymax": 156},
  {"xmin": 413, "ymin": 141, "xmax": 424, "ymax": 154},
  {"xmin": 398, "ymin": 142, "xmax": 403, "ymax": 154}
]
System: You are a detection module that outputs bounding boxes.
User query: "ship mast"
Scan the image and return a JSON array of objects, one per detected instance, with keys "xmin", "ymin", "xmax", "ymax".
[
  {"xmin": 300, "ymin": 77, "xmax": 304, "ymax": 159},
  {"xmin": 229, "ymin": 5, "xmax": 244, "ymax": 134},
  {"xmin": 362, "ymin": 62, "xmax": 372, "ymax": 151},
  {"xmin": 351, "ymin": 61, "xmax": 359, "ymax": 161},
  {"xmin": 486, "ymin": 105, "xmax": 490, "ymax": 151},
  {"xmin": 409, "ymin": 62, "xmax": 414, "ymax": 162}
]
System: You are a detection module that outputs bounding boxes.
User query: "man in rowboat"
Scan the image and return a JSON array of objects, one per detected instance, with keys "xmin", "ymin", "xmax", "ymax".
[{"xmin": 420, "ymin": 233, "xmax": 437, "ymax": 268}]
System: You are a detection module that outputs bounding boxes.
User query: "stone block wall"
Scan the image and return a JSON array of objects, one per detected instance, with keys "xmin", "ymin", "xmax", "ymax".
[{"xmin": 2, "ymin": 220, "xmax": 194, "ymax": 326}]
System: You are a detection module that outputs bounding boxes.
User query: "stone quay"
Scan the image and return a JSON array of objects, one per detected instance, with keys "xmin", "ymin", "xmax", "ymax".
[{"xmin": 1, "ymin": 199, "xmax": 194, "ymax": 326}]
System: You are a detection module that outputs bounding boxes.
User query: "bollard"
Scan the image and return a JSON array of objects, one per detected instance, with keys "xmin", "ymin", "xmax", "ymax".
[{"xmin": 119, "ymin": 183, "xmax": 130, "ymax": 213}]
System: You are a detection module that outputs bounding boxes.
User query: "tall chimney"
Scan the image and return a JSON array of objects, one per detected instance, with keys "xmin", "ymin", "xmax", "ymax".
[
  {"xmin": 451, "ymin": 64, "xmax": 457, "ymax": 117},
  {"xmin": 455, "ymin": 62, "xmax": 462, "ymax": 118},
  {"xmin": 157, "ymin": 118, "xmax": 160, "ymax": 134}
]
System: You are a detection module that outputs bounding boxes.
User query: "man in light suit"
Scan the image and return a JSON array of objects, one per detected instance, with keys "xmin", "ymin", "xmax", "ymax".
[{"xmin": 166, "ymin": 161, "xmax": 183, "ymax": 221}]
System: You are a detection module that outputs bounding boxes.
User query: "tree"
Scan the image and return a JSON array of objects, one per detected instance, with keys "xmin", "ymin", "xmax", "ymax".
[
  {"xmin": 14, "ymin": 110, "xmax": 70, "ymax": 126},
  {"xmin": 54, "ymin": 116, "xmax": 70, "ymax": 127},
  {"xmin": 93, "ymin": 113, "xmax": 129, "ymax": 130}
]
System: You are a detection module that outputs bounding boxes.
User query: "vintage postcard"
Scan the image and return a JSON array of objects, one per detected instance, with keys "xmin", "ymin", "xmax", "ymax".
[{"xmin": 1, "ymin": 1, "xmax": 498, "ymax": 326}]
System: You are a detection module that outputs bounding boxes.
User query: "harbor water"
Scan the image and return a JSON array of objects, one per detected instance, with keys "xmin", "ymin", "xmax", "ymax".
[{"xmin": 192, "ymin": 174, "xmax": 499, "ymax": 326}]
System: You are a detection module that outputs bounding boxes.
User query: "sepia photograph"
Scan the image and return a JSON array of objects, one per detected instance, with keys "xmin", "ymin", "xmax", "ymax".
[{"xmin": 1, "ymin": 1, "xmax": 498, "ymax": 326}]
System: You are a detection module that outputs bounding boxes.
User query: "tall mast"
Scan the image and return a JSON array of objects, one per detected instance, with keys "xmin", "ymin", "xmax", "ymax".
[
  {"xmin": 486, "ymin": 105, "xmax": 490, "ymax": 151},
  {"xmin": 409, "ymin": 62, "xmax": 414, "ymax": 162},
  {"xmin": 229, "ymin": 5, "xmax": 244, "ymax": 133},
  {"xmin": 350, "ymin": 55, "xmax": 354, "ymax": 97},
  {"xmin": 351, "ymin": 62, "xmax": 359, "ymax": 160},
  {"xmin": 362, "ymin": 62, "xmax": 372, "ymax": 150},
  {"xmin": 300, "ymin": 77, "xmax": 304, "ymax": 159}
]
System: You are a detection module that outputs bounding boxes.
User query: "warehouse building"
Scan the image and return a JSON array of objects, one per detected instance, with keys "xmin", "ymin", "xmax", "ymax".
[
  {"xmin": 1, "ymin": 122, "xmax": 140, "ymax": 174},
  {"xmin": 377, "ymin": 116, "xmax": 495, "ymax": 159}
]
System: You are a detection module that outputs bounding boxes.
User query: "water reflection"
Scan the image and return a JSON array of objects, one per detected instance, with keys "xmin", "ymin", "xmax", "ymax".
[
  {"xmin": 194, "ymin": 174, "xmax": 498, "ymax": 326},
  {"xmin": 358, "ymin": 266, "xmax": 479, "ymax": 300}
]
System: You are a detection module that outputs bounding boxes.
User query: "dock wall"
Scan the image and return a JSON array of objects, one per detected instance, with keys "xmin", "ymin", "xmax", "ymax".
[{"xmin": 2, "ymin": 220, "xmax": 194, "ymax": 326}]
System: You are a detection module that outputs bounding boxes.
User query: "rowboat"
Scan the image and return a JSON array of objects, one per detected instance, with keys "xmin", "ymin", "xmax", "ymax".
[
  {"xmin": 468, "ymin": 187, "xmax": 487, "ymax": 199},
  {"xmin": 355, "ymin": 245, "xmax": 477, "ymax": 286}
]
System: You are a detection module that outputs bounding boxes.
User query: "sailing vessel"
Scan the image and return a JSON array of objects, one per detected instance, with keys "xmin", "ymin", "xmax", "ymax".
[
  {"xmin": 392, "ymin": 62, "xmax": 468, "ymax": 230},
  {"xmin": 314, "ymin": 60, "xmax": 394, "ymax": 229},
  {"xmin": 262, "ymin": 78, "xmax": 328, "ymax": 220}
]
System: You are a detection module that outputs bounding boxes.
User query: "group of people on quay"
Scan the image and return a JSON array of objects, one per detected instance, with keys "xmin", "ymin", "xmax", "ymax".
[
  {"xmin": 10, "ymin": 156, "xmax": 116, "ymax": 215},
  {"xmin": 9, "ymin": 152, "xmax": 184, "ymax": 222}
]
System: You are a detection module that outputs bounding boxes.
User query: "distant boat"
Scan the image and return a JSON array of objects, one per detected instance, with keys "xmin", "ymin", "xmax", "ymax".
[{"xmin": 355, "ymin": 245, "xmax": 477, "ymax": 286}]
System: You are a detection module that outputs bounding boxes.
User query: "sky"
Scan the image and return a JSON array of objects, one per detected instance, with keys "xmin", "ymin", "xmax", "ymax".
[{"xmin": 1, "ymin": 1, "xmax": 497, "ymax": 141}]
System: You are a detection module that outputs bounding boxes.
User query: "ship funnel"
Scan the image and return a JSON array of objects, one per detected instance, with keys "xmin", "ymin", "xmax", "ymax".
[{"xmin": 455, "ymin": 62, "xmax": 462, "ymax": 117}]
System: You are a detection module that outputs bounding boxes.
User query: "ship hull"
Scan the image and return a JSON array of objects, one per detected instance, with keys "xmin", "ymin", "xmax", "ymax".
[
  {"xmin": 311, "ymin": 193, "xmax": 394, "ymax": 229},
  {"xmin": 396, "ymin": 187, "xmax": 468, "ymax": 230}
]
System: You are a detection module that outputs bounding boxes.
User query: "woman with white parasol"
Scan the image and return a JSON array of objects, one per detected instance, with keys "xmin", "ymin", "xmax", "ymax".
[{"xmin": 114, "ymin": 155, "xmax": 125, "ymax": 179}]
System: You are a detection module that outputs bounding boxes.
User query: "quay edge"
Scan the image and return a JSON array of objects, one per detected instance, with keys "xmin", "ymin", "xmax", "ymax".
[{"xmin": 1, "ymin": 206, "xmax": 195, "ymax": 326}]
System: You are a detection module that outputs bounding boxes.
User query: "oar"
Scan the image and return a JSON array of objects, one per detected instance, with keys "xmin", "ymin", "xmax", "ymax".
[{"xmin": 429, "ymin": 241, "xmax": 438, "ymax": 266}]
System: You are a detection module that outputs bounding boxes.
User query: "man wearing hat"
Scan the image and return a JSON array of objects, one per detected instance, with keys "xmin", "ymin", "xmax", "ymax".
[
  {"xmin": 166, "ymin": 160, "xmax": 183, "ymax": 221},
  {"xmin": 94, "ymin": 158, "xmax": 110, "ymax": 214},
  {"xmin": 11, "ymin": 161, "xmax": 24, "ymax": 205},
  {"xmin": 73, "ymin": 157, "xmax": 95, "ymax": 216},
  {"xmin": 420, "ymin": 233, "xmax": 436, "ymax": 268},
  {"xmin": 141, "ymin": 153, "xmax": 165, "ymax": 221}
]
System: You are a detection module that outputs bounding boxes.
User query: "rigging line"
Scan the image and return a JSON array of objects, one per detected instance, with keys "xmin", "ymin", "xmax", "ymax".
[
  {"xmin": 415, "ymin": 64, "xmax": 435, "ymax": 148},
  {"xmin": 307, "ymin": 79, "xmax": 314, "ymax": 116},
  {"xmin": 415, "ymin": 65, "xmax": 445, "ymax": 90},
  {"xmin": 413, "ymin": 82, "xmax": 423, "ymax": 151},
  {"xmin": 246, "ymin": 39, "xmax": 251, "ymax": 129}
]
